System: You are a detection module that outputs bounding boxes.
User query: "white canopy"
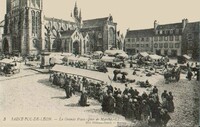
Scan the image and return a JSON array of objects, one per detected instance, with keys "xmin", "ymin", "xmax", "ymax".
[
  {"xmin": 183, "ymin": 54, "xmax": 191, "ymax": 60},
  {"xmin": 139, "ymin": 52, "xmax": 149, "ymax": 57},
  {"xmin": 149, "ymin": 54, "xmax": 162, "ymax": 60},
  {"xmin": 104, "ymin": 50, "xmax": 125, "ymax": 56},
  {"xmin": 101, "ymin": 56, "xmax": 115, "ymax": 62},
  {"xmin": 0, "ymin": 59, "xmax": 15, "ymax": 64},
  {"xmin": 51, "ymin": 65, "xmax": 110, "ymax": 82}
]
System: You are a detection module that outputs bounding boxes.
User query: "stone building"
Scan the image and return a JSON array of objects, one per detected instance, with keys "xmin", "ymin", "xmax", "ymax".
[
  {"xmin": 2, "ymin": 0, "xmax": 119, "ymax": 56},
  {"xmin": 2, "ymin": 0, "xmax": 43, "ymax": 55},
  {"xmin": 125, "ymin": 19, "xmax": 200, "ymax": 59},
  {"xmin": 0, "ymin": 20, "xmax": 4, "ymax": 52}
]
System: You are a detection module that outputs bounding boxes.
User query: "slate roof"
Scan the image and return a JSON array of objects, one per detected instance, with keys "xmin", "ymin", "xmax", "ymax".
[
  {"xmin": 157, "ymin": 23, "xmax": 183, "ymax": 30},
  {"xmin": 44, "ymin": 16, "xmax": 76, "ymax": 25},
  {"xmin": 126, "ymin": 28, "xmax": 154, "ymax": 38},
  {"xmin": 82, "ymin": 17, "xmax": 108, "ymax": 28},
  {"xmin": 185, "ymin": 22, "xmax": 200, "ymax": 32}
]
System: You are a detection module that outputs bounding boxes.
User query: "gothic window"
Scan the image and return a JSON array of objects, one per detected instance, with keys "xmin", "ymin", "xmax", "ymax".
[
  {"xmin": 36, "ymin": 0, "xmax": 40, "ymax": 8},
  {"xmin": 31, "ymin": 10, "xmax": 36, "ymax": 34},
  {"xmin": 32, "ymin": 0, "xmax": 36, "ymax": 7},
  {"xmin": 109, "ymin": 27, "xmax": 115, "ymax": 46},
  {"xmin": 35, "ymin": 12, "xmax": 39, "ymax": 34}
]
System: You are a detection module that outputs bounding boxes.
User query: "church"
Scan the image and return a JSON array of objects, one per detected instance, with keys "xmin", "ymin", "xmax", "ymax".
[{"xmin": 2, "ymin": 0, "xmax": 123, "ymax": 56}]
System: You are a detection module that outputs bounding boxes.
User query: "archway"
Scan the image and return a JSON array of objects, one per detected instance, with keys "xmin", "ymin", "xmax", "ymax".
[
  {"xmin": 52, "ymin": 39, "xmax": 62, "ymax": 52},
  {"xmin": 3, "ymin": 38, "xmax": 9, "ymax": 54},
  {"xmin": 73, "ymin": 41, "xmax": 80, "ymax": 55}
]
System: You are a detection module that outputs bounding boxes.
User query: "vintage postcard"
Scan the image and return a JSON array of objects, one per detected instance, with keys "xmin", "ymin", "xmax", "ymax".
[{"xmin": 0, "ymin": 0, "xmax": 199, "ymax": 127}]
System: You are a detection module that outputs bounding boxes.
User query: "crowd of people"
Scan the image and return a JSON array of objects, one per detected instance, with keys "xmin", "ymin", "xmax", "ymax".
[{"xmin": 101, "ymin": 84, "xmax": 174, "ymax": 127}]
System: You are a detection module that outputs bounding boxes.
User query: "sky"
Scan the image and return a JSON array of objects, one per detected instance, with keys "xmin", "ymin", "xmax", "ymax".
[{"xmin": 0, "ymin": 0, "xmax": 200, "ymax": 34}]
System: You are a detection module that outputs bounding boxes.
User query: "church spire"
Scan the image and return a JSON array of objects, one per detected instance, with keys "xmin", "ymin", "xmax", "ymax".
[
  {"xmin": 79, "ymin": 9, "xmax": 82, "ymax": 21},
  {"xmin": 74, "ymin": 1, "xmax": 78, "ymax": 18}
]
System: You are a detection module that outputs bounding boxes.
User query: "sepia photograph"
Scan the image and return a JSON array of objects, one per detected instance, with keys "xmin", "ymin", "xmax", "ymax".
[{"xmin": 0, "ymin": 0, "xmax": 199, "ymax": 127}]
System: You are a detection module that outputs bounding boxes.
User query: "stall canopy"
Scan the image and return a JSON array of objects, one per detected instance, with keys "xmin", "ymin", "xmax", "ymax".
[
  {"xmin": 149, "ymin": 54, "xmax": 162, "ymax": 60},
  {"xmin": 0, "ymin": 59, "xmax": 15, "ymax": 64},
  {"xmin": 51, "ymin": 65, "xmax": 111, "ymax": 82},
  {"xmin": 183, "ymin": 54, "xmax": 191, "ymax": 60},
  {"xmin": 104, "ymin": 50, "xmax": 126, "ymax": 56},
  {"xmin": 101, "ymin": 56, "xmax": 115, "ymax": 62},
  {"xmin": 139, "ymin": 52, "xmax": 149, "ymax": 57}
]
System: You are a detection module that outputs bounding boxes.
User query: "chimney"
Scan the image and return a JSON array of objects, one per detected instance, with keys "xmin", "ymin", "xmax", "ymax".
[
  {"xmin": 154, "ymin": 20, "xmax": 158, "ymax": 30},
  {"xmin": 182, "ymin": 18, "xmax": 188, "ymax": 30}
]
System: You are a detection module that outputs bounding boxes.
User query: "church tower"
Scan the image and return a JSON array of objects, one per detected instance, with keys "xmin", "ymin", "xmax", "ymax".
[
  {"xmin": 74, "ymin": 2, "xmax": 78, "ymax": 19},
  {"xmin": 73, "ymin": 2, "xmax": 82, "ymax": 28},
  {"xmin": 3, "ymin": 0, "xmax": 43, "ymax": 55}
]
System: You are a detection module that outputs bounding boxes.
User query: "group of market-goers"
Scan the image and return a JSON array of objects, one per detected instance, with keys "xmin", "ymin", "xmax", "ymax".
[
  {"xmin": 50, "ymin": 72, "xmax": 174, "ymax": 127},
  {"xmin": 186, "ymin": 62, "xmax": 199, "ymax": 81},
  {"xmin": 102, "ymin": 84, "xmax": 174, "ymax": 127}
]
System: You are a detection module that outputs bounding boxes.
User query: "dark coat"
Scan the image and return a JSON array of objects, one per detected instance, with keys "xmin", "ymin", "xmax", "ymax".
[
  {"xmin": 115, "ymin": 96, "xmax": 123, "ymax": 115},
  {"xmin": 107, "ymin": 95, "xmax": 115, "ymax": 113}
]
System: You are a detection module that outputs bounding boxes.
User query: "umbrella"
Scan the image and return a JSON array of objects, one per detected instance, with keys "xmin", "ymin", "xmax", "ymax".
[{"xmin": 121, "ymin": 72, "xmax": 128, "ymax": 75}]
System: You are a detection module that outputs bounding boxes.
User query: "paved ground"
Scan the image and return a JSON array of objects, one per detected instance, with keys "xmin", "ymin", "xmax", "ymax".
[{"xmin": 0, "ymin": 61, "xmax": 199, "ymax": 127}]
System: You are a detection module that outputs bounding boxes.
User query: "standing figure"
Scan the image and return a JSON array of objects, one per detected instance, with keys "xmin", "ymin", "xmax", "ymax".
[
  {"xmin": 79, "ymin": 91, "xmax": 90, "ymax": 106},
  {"xmin": 115, "ymin": 94, "xmax": 123, "ymax": 115},
  {"xmin": 107, "ymin": 92, "xmax": 115, "ymax": 113},
  {"xmin": 167, "ymin": 92, "xmax": 175, "ymax": 112}
]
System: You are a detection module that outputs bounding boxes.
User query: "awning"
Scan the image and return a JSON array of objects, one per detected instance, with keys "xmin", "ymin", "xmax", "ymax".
[
  {"xmin": 149, "ymin": 54, "xmax": 162, "ymax": 60},
  {"xmin": 139, "ymin": 52, "xmax": 149, "ymax": 57},
  {"xmin": 101, "ymin": 56, "xmax": 115, "ymax": 62},
  {"xmin": 51, "ymin": 65, "xmax": 111, "ymax": 82},
  {"xmin": 183, "ymin": 54, "xmax": 191, "ymax": 60},
  {"xmin": 104, "ymin": 50, "xmax": 125, "ymax": 56},
  {"xmin": 0, "ymin": 59, "xmax": 14, "ymax": 64}
]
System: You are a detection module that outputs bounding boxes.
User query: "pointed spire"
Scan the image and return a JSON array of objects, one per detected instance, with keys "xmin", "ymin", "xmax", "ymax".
[
  {"xmin": 71, "ymin": 11, "xmax": 72, "ymax": 17},
  {"xmin": 75, "ymin": 1, "xmax": 77, "ymax": 7},
  {"xmin": 79, "ymin": 9, "xmax": 82, "ymax": 20},
  {"xmin": 74, "ymin": 1, "xmax": 78, "ymax": 18}
]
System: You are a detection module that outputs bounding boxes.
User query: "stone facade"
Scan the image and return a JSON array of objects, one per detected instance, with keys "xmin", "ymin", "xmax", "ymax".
[
  {"xmin": 0, "ymin": 20, "xmax": 4, "ymax": 52},
  {"xmin": 125, "ymin": 19, "xmax": 200, "ymax": 59},
  {"xmin": 2, "ymin": 0, "xmax": 43, "ymax": 55},
  {"xmin": 2, "ymin": 1, "xmax": 118, "ymax": 56}
]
